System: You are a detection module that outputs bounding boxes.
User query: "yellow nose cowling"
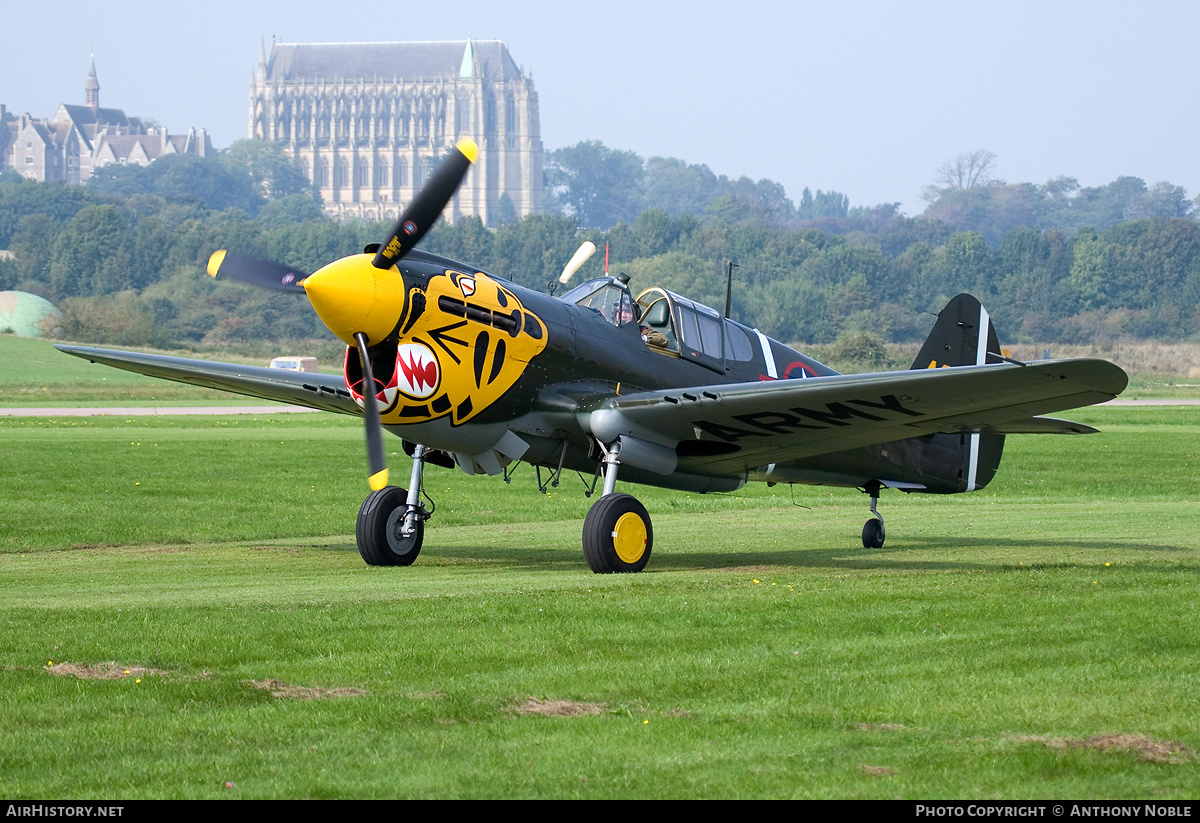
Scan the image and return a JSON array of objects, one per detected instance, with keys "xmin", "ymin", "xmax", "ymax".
[{"xmin": 303, "ymin": 254, "xmax": 404, "ymax": 347}]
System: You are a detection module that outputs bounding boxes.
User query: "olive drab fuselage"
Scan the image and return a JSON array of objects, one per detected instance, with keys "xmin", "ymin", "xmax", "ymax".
[{"xmin": 342, "ymin": 250, "xmax": 1001, "ymax": 496}]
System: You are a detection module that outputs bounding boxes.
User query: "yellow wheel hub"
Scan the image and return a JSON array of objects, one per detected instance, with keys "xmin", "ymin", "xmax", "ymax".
[{"xmin": 611, "ymin": 512, "xmax": 648, "ymax": 564}]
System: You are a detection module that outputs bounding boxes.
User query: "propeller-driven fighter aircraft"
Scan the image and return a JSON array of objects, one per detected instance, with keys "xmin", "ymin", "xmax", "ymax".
[{"xmin": 58, "ymin": 140, "xmax": 1128, "ymax": 573}]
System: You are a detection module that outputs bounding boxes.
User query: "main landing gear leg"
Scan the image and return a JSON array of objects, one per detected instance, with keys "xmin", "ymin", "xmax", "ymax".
[
  {"xmin": 402, "ymin": 444, "xmax": 429, "ymax": 540},
  {"xmin": 582, "ymin": 441, "xmax": 654, "ymax": 574},
  {"xmin": 861, "ymin": 480, "xmax": 886, "ymax": 549},
  {"xmin": 356, "ymin": 444, "xmax": 431, "ymax": 566}
]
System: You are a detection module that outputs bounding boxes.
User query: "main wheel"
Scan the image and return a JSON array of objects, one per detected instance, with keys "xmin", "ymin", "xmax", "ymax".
[
  {"xmin": 582, "ymin": 493, "xmax": 653, "ymax": 573},
  {"xmin": 357, "ymin": 486, "xmax": 423, "ymax": 566},
  {"xmin": 862, "ymin": 517, "xmax": 885, "ymax": 549}
]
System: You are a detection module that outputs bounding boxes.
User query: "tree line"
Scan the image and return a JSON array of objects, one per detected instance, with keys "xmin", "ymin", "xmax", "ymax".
[{"xmin": 1, "ymin": 141, "xmax": 1197, "ymax": 350}]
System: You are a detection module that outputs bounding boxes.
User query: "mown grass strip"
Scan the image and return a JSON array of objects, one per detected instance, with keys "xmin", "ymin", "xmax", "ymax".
[{"xmin": 0, "ymin": 408, "xmax": 1196, "ymax": 798}]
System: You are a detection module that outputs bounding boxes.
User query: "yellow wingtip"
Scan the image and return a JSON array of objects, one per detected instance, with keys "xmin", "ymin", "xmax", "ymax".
[
  {"xmin": 368, "ymin": 469, "xmax": 389, "ymax": 491},
  {"xmin": 206, "ymin": 250, "xmax": 227, "ymax": 278},
  {"xmin": 456, "ymin": 138, "xmax": 479, "ymax": 164}
]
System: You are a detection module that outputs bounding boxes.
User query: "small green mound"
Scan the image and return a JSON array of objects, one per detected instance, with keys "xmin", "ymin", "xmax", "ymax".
[{"xmin": 0, "ymin": 291, "xmax": 60, "ymax": 339}]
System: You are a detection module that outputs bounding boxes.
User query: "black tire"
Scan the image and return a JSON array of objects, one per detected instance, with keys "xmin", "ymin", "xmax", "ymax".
[
  {"xmin": 582, "ymin": 493, "xmax": 653, "ymax": 573},
  {"xmin": 357, "ymin": 486, "xmax": 423, "ymax": 566},
  {"xmin": 862, "ymin": 518, "xmax": 885, "ymax": 549}
]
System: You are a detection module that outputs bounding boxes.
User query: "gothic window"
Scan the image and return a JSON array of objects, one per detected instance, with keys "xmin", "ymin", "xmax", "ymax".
[
  {"xmin": 455, "ymin": 94, "xmax": 470, "ymax": 135},
  {"xmin": 505, "ymin": 93, "xmax": 516, "ymax": 133},
  {"xmin": 415, "ymin": 96, "xmax": 432, "ymax": 144},
  {"xmin": 394, "ymin": 101, "xmax": 408, "ymax": 144},
  {"xmin": 374, "ymin": 159, "xmax": 388, "ymax": 187},
  {"xmin": 432, "ymin": 94, "xmax": 447, "ymax": 143},
  {"xmin": 317, "ymin": 159, "xmax": 329, "ymax": 187},
  {"xmin": 395, "ymin": 159, "xmax": 406, "ymax": 188},
  {"xmin": 484, "ymin": 96, "xmax": 496, "ymax": 137}
]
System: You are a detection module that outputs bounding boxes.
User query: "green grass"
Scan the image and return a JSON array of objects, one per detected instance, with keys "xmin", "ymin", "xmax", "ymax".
[
  {"xmin": 1, "ymin": 392, "xmax": 1199, "ymax": 796},
  {"xmin": 1117, "ymin": 374, "xmax": 1200, "ymax": 400},
  {"xmin": 0, "ymin": 334, "xmax": 341, "ymax": 405},
  {"xmin": 0, "ymin": 335, "xmax": 246, "ymax": 404}
]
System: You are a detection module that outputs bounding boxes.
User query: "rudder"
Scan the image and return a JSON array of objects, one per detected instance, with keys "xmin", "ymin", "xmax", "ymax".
[
  {"xmin": 911, "ymin": 293, "xmax": 1002, "ymax": 370},
  {"xmin": 911, "ymin": 294, "xmax": 1005, "ymax": 491}
]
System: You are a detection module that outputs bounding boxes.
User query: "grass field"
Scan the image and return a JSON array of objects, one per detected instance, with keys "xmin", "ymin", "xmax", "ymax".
[
  {"xmin": 0, "ymin": 335, "xmax": 246, "ymax": 405},
  {"xmin": 1, "ymin": 403, "xmax": 1198, "ymax": 799},
  {"xmin": 0, "ymin": 335, "xmax": 341, "ymax": 406}
]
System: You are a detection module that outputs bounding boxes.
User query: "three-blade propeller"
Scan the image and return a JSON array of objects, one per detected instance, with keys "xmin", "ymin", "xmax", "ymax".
[{"xmin": 205, "ymin": 139, "xmax": 478, "ymax": 490}]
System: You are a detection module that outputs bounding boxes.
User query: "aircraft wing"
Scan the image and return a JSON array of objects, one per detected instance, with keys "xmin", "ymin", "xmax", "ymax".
[
  {"xmin": 587, "ymin": 358, "xmax": 1127, "ymax": 476},
  {"xmin": 55, "ymin": 345, "xmax": 362, "ymax": 416}
]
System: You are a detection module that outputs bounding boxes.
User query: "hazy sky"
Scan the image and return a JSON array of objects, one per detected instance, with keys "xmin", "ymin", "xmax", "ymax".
[{"xmin": 4, "ymin": 0, "xmax": 1197, "ymax": 216}]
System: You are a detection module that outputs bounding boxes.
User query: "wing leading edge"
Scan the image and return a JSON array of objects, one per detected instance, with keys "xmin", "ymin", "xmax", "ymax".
[
  {"xmin": 55, "ymin": 345, "xmax": 362, "ymax": 417},
  {"xmin": 586, "ymin": 358, "xmax": 1127, "ymax": 477}
]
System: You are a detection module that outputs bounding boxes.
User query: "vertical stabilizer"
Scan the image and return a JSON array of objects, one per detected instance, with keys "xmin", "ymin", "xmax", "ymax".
[
  {"xmin": 911, "ymin": 293, "xmax": 1002, "ymax": 370},
  {"xmin": 911, "ymin": 294, "xmax": 1005, "ymax": 490}
]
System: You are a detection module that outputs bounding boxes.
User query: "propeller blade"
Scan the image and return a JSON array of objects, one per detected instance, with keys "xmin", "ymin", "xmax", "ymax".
[
  {"xmin": 372, "ymin": 139, "xmax": 478, "ymax": 270},
  {"xmin": 558, "ymin": 241, "xmax": 597, "ymax": 284},
  {"xmin": 355, "ymin": 332, "xmax": 389, "ymax": 491},
  {"xmin": 206, "ymin": 250, "xmax": 309, "ymax": 293}
]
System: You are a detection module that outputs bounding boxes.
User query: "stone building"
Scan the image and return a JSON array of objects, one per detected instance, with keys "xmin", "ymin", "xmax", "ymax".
[
  {"xmin": 248, "ymin": 39, "xmax": 543, "ymax": 224},
  {"xmin": 0, "ymin": 57, "xmax": 214, "ymax": 184}
]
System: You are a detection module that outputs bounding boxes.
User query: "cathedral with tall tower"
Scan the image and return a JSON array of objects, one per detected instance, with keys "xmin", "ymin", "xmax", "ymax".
[{"xmin": 248, "ymin": 39, "xmax": 544, "ymax": 224}]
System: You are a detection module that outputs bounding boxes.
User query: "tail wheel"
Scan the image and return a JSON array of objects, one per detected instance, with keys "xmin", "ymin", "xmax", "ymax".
[
  {"xmin": 357, "ymin": 486, "xmax": 423, "ymax": 566},
  {"xmin": 582, "ymin": 493, "xmax": 653, "ymax": 573},
  {"xmin": 862, "ymin": 518, "xmax": 885, "ymax": 549}
]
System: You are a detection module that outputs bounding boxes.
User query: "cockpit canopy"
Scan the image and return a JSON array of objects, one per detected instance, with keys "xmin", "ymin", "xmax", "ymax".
[
  {"xmin": 560, "ymin": 277, "xmax": 635, "ymax": 327},
  {"xmin": 560, "ymin": 276, "xmax": 758, "ymax": 373}
]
